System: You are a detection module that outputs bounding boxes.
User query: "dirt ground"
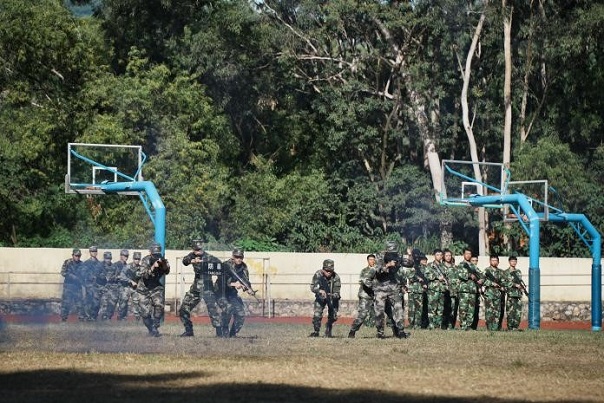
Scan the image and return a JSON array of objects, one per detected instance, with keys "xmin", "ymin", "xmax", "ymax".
[{"xmin": 1, "ymin": 313, "xmax": 593, "ymax": 331}]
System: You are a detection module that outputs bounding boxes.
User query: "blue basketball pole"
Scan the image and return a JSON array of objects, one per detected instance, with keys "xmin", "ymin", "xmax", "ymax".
[
  {"xmin": 546, "ymin": 213, "xmax": 602, "ymax": 331},
  {"xmin": 96, "ymin": 181, "xmax": 166, "ymax": 255},
  {"xmin": 469, "ymin": 193, "xmax": 541, "ymax": 329}
]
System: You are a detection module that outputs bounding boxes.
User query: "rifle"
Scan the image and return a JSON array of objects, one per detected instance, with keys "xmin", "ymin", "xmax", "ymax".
[
  {"xmin": 484, "ymin": 269, "xmax": 505, "ymax": 292},
  {"xmin": 317, "ymin": 274, "xmax": 336, "ymax": 311},
  {"xmin": 431, "ymin": 263, "xmax": 450, "ymax": 288},
  {"xmin": 413, "ymin": 265, "xmax": 429, "ymax": 288},
  {"xmin": 462, "ymin": 262, "xmax": 484, "ymax": 295},
  {"xmin": 511, "ymin": 270, "xmax": 529, "ymax": 296},
  {"xmin": 227, "ymin": 263, "xmax": 260, "ymax": 302}
]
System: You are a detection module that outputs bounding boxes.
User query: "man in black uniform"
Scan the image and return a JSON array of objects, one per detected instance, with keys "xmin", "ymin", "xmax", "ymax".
[{"xmin": 178, "ymin": 240, "xmax": 223, "ymax": 337}]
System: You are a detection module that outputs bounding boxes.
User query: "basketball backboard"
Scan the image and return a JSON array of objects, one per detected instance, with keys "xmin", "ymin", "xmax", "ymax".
[
  {"xmin": 440, "ymin": 160, "xmax": 508, "ymax": 207},
  {"xmin": 65, "ymin": 143, "xmax": 145, "ymax": 196},
  {"xmin": 503, "ymin": 180, "xmax": 549, "ymax": 222}
]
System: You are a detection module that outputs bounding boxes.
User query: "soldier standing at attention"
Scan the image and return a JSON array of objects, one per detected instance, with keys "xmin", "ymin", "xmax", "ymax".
[
  {"xmin": 425, "ymin": 249, "xmax": 448, "ymax": 329},
  {"xmin": 483, "ymin": 255, "xmax": 506, "ymax": 331},
  {"xmin": 501, "ymin": 256, "xmax": 526, "ymax": 331},
  {"xmin": 405, "ymin": 249, "xmax": 428, "ymax": 330},
  {"xmin": 137, "ymin": 245, "xmax": 170, "ymax": 337},
  {"xmin": 119, "ymin": 251, "xmax": 143, "ymax": 321},
  {"xmin": 82, "ymin": 245, "xmax": 104, "ymax": 321},
  {"xmin": 60, "ymin": 248, "xmax": 84, "ymax": 322},
  {"xmin": 457, "ymin": 248, "xmax": 484, "ymax": 330},
  {"xmin": 179, "ymin": 240, "xmax": 223, "ymax": 337},
  {"xmin": 99, "ymin": 251, "xmax": 122, "ymax": 320},
  {"xmin": 442, "ymin": 249, "xmax": 458, "ymax": 329},
  {"xmin": 348, "ymin": 254, "xmax": 377, "ymax": 338},
  {"xmin": 217, "ymin": 248, "xmax": 253, "ymax": 338},
  {"xmin": 309, "ymin": 259, "xmax": 341, "ymax": 338}
]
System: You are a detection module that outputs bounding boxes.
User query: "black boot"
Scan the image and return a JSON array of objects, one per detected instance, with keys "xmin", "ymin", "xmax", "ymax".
[
  {"xmin": 325, "ymin": 323, "xmax": 333, "ymax": 338},
  {"xmin": 348, "ymin": 330, "xmax": 356, "ymax": 339},
  {"xmin": 215, "ymin": 327, "xmax": 223, "ymax": 337},
  {"xmin": 309, "ymin": 330, "xmax": 320, "ymax": 337},
  {"xmin": 180, "ymin": 326, "xmax": 194, "ymax": 337},
  {"xmin": 376, "ymin": 327, "xmax": 386, "ymax": 339}
]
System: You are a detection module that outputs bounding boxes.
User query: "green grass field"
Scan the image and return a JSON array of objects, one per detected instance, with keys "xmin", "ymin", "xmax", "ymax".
[{"xmin": 1, "ymin": 320, "xmax": 603, "ymax": 402}]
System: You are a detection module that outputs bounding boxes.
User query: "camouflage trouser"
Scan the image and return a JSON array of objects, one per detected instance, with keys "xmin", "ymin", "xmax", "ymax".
[
  {"xmin": 484, "ymin": 289, "xmax": 504, "ymax": 331},
  {"xmin": 218, "ymin": 294, "xmax": 246, "ymax": 336},
  {"xmin": 312, "ymin": 297, "xmax": 339, "ymax": 332},
  {"xmin": 60, "ymin": 283, "xmax": 85, "ymax": 321},
  {"xmin": 139, "ymin": 286, "xmax": 165, "ymax": 332},
  {"xmin": 123, "ymin": 288, "xmax": 141, "ymax": 320},
  {"xmin": 407, "ymin": 292, "xmax": 424, "ymax": 329},
  {"xmin": 426, "ymin": 290, "xmax": 445, "ymax": 329},
  {"xmin": 458, "ymin": 291, "xmax": 479, "ymax": 330},
  {"xmin": 350, "ymin": 297, "xmax": 374, "ymax": 332},
  {"xmin": 83, "ymin": 284, "xmax": 102, "ymax": 320},
  {"xmin": 179, "ymin": 280, "xmax": 221, "ymax": 330},
  {"xmin": 374, "ymin": 290, "xmax": 404, "ymax": 335},
  {"xmin": 505, "ymin": 296, "xmax": 522, "ymax": 330},
  {"xmin": 99, "ymin": 283, "xmax": 120, "ymax": 320}
]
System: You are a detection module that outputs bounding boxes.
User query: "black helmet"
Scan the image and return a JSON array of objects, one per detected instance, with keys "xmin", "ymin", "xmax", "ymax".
[
  {"xmin": 150, "ymin": 243, "xmax": 161, "ymax": 254},
  {"xmin": 103, "ymin": 251, "xmax": 112, "ymax": 260},
  {"xmin": 232, "ymin": 248, "xmax": 244, "ymax": 258},
  {"xmin": 192, "ymin": 240, "xmax": 204, "ymax": 251},
  {"xmin": 322, "ymin": 259, "xmax": 335, "ymax": 272}
]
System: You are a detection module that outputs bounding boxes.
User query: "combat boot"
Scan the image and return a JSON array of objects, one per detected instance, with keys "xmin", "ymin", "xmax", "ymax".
[
  {"xmin": 215, "ymin": 327, "xmax": 223, "ymax": 337},
  {"xmin": 324, "ymin": 323, "xmax": 333, "ymax": 338},
  {"xmin": 347, "ymin": 330, "xmax": 356, "ymax": 339},
  {"xmin": 229, "ymin": 327, "xmax": 238, "ymax": 338},
  {"xmin": 180, "ymin": 326, "xmax": 194, "ymax": 337},
  {"xmin": 376, "ymin": 327, "xmax": 386, "ymax": 339},
  {"xmin": 308, "ymin": 330, "xmax": 320, "ymax": 337}
]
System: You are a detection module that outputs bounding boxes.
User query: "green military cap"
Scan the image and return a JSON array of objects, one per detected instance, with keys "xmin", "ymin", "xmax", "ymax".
[
  {"xmin": 322, "ymin": 259, "xmax": 335, "ymax": 272},
  {"xmin": 232, "ymin": 248, "xmax": 244, "ymax": 258},
  {"xmin": 133, "ymin": 251, "xmax": 142, "ymax": 260},
  {"xmin": 89, "ymin": 245, "xmax": 98, "ymax": 252},
  {"xmin": 103, "ymin": 251, "xmax": 112, "ymax": 260},
  {"xmin": 72, "ymin": 248, "xmax": 82, "ymax": 256},
  {"xmin": 120, "ymin": 249, "xmax": 129, "ymax": 257}
]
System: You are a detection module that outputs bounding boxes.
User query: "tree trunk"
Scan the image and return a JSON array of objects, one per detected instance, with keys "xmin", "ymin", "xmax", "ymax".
[{"xmin": 460, "ymin": 4, "xmax": 488, "ymax": 256}]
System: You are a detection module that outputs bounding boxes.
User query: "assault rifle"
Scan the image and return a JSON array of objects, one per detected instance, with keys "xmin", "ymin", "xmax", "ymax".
[
  {"xmin": 484, "ymin": 269, "xmax": 505, "ymax": 291},
  {"xmin": 431, "ymin": 263, "xmax": 450, "ymax": 288},
  {"xmin": 317, "ymin": 274, "xmax": 336, "ymax": 311},
  {"xmin": 227, "ymin": 263, "xmax": 260, "ymax": 302},
  {"xmin": 511, "ymin": 270, "xmax": 529, "ymax": 296}
]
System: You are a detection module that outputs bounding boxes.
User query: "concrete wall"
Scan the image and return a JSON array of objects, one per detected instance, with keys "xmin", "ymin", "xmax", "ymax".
[{"xmin": 0, "ymin": 247, "xmax": 601, "ymax": 303}]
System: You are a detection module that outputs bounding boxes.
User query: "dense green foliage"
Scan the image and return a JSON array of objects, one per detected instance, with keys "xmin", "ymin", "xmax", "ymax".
[{"xmin": 0, "ymin": 0, "xmax": 602, "ymax": 256}]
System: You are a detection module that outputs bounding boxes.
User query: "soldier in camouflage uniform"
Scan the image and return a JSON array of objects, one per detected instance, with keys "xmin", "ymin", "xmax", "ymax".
[
  {"xmin": 457, "ymin": 248, "xmax": 484, "ymax": 330},
  {"xmin": 405, "ymin": 249, "xmax": 428, "ymax": 329},
  {"xmin": 82, "ymin": 246, "xmax": 104, "ymax": 321},
  {"xmin": 347, "ymin": 254, "xmax": 377, "ymax": 338},
  {"xmin": 425, "ymin": 249, "xmax": 448, "ymax": 329},
  {"xmin": 60, "ymin": 248, "xmax": 85, "ymax": 321},
  {"xmin": 99, "ymin": 251, "xmax": 122, "ymax": 320},
  {"xmin": 501, "ymin": 256, "xmax": 526, "ymax": 331},
  {"xmin": 179, "ymin": 240, "xmax": 223, "ymax": 337},
  {"xmin": 482, "ymin": 255, "xmax": 506, "ymax": 331},
  {"xmin": 369, "ymin": 250, "xmax": 409, "ymax": 339},
  {"xmin": 136, "ymin": 247, "xmax": 170, "ymax": 337},
  {"xmin": 309, "ymin": 259, "xmax": 341, "ymax": 338},
  {"xmin": 442, "ymin": 249, "xmax": 458, "ymax": 329},
  {"xmin": 119, "ymin": 251, "xmax": 143, "ymax": 320},
  {"xmin": 216, "ymin": 248, "xmax": 252, "ymax": 338}
]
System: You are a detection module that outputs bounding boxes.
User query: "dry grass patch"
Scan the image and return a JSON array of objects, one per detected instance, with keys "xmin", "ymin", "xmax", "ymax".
[{"xmin": 1, "ymin": 321, "xmax": 603, "ymax": 402}]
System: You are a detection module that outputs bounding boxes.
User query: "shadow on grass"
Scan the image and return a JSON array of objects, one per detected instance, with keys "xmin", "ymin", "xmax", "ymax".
[{"xmin": 0, "ymin": 369, "xmax": 583, "ymax": 403}]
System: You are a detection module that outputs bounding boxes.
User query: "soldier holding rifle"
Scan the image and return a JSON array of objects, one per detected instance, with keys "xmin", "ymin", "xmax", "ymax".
[
  {"xmin": 502, "ymin": 256, "xmax": 527, "ymax": 331},
  {"xmin": 425, "ymin": 248, "xmax": 448, "ymax": 329},
  {"xmin": 309, "ymin": 259, "xmax": 341, "ymax": 338},
  {"xmin": 60, "ymin": 248, "xmax": 85, "ymax": 322},
  {"xmin": 457, "ymin": 248, "xmax": 484, "ymax": 330},
  {"xmin": 137, "ymin": 244, "xmax": 170, "ymax": 337},
  {"xmin": 483, "ymin": 255, "xmax": 506, "ymax": 331}
]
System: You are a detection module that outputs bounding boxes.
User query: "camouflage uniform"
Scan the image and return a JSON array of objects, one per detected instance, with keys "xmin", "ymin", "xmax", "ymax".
[
  {"xmin": 137, "ymin": 252, "xmax": 170, "ymax": 337},
  {"xmin": 370, "ymin": 251, "xmax": 408, "ymax": 339},
  {"xmin": 482, "ymin": 257, "xmax": 506, "ymax": 331},
  {"xmin": 179, "ymin": 241, "xmax": 223, "ymax": 337},
  {"xmin": 60, "ymin": 249, "xmax": 85, "ymax": 321},
  {"xmin": 405, "ymin": 258, "xmax": 428, "ymax": 330},
  {"xmin": 425, "ymin": 253, "xmax": 448, "ymax": 329},
  {"xmin": 457, "ymin": 256, "xmax": 484, "ymax": 330},
  {"xmin": 118, "ymin": 251, "xmax": 143, "ymax": 320},
  {"xmin": 442, "ymin": 250, "xmax": 458, "ymax": 329},
  {"xmin": 216, "ymin": 249, "xmax": 251, "ymax": 338},
  {"xmin": 99, "ymin": 251, "xmax": 122, "ymax": 320},
  {"xmin": 82, "ymin": 246, "xmax": 104, "ymax": 321},
  {"xmin": 501, "ymin": 258, "xmax": 525, "ymax": 330},
  {"xmin": 309, "ymin": 259, "xmax": 341, "ymax": 338},
  {"xmin": 348, "ymin": 257, "xmax": 377, "ymax": 336}
]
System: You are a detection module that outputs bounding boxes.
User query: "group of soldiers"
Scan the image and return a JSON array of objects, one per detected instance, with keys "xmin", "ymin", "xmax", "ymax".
[
  {"xmin": 60, "ymin": 244, "xmax": 170, "ymax": 336},
  {"xmin": 310, "ymin": 243, "xmax": 528, "ymax": 338},
  {"xmin": 60, "ymin": 240, "xmax": 255, "ymax": 338}
]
